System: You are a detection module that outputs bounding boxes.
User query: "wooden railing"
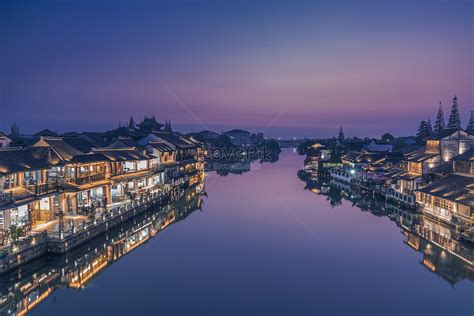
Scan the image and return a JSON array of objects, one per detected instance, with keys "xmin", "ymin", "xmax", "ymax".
[
  {"xmin": 68, "ymin": 173, "xmax": 106, "ymax": 186},
  {"xmin": 26, "ymin": 182, "xmax": 59, "ymax": 197}
]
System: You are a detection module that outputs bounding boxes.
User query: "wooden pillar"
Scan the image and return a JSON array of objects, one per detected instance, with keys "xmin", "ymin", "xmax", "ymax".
[{"xmin": 105, "ymin": 185, "xmax": 111, "ymax": 207}]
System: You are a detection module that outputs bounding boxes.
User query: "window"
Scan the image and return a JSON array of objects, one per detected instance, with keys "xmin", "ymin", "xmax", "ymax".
[
  {"xmin": 457, "ymin": 204, "xmax": 470, "ymax": 217},
  {"xmin": 137, "ymin": 160, "xmax": 147, "ymax": 171},
  {"xmin": 426, "ymin": 141, "xmax": 440, "ymax": 153},
  {"xmin": 454, "ymin": 161, "xmax": 473, "ymax": 175},
  {"xmin": 67, "ymin": 167, "xmax": 76, "ymax": 178},
  {"xmin": 408, "ymin": 162, "xmax": 422, "ymax": 174}
]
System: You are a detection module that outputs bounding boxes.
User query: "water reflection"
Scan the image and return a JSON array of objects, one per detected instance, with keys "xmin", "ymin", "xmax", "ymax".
[
  {"xmin": 297, "ymin": 168, "xmax": 474, "ymax": 286},
  {"xmin": 0, "ymin": 185, "xmax": 205, "ymax": 316}
]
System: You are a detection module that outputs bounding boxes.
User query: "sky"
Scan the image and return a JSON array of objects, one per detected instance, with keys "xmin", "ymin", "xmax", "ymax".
[{"xmin": 0, "ymin": 0, "xmax": 472, "ymax": 138}]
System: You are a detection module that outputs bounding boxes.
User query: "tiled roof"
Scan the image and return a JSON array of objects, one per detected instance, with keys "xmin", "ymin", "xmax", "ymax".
[
  {"xmin": 453, "ymin": 148, "xmax": 474, "ymax": 161},
  {"xmin": 24, "ymin": 146, "xmax": 63, "ymax": 166},
  {"xmin": 31, "ymin": 137, "xmax": 83, "ymax": 161},
  {"xmin": 107, "ymin": 138, "xmax": 145, "ymax": 151},
  {"xmin": 382, "ymin": 167, "xmax": 420, "ymax": 180},
  {"xmin": 80, "ymin": 132, "xmax": 109, "ymax": 147},
  {"xmin": 0, "ymin": 148, "xmax": 50, "ymax": 175},
  {"xmin": 63, "ymin": 137, "xmax": 94, "ymax": 153},
  {"xmin": 418, "ymin": 174, "xmax": 474, "ymax": 207},
  {"xmin": 429, "ymin": 161, "xmax": 453, "ymax": 176},
  {"xmin": 69, "ymin": 153, "xmax": 110, "ymax": 164},
  {"xmin": 105, "ymin": 127, "xmax": 146, "ymax": 140},
  {"xmin": 148, "ymin": 142, "xmax": 174, "ymax": 152},
  {"xmin": 0, "ymin": 131, "xmax": 11, "ymax": 140},
  {"xmin": 33, "ymin": 129, "xmax": 58, "ymax": 137},
  {"xmin": 93, "ymin": 149, "xmax": 152, "ymax": 161},
  {"xmin": 342, "ymin": 152, "xmax": 386, "ymax": 164},
  {"xmin": 153, "ymin": 132, "xmax": 196, "ymax": 149},
  {"xmin": 405, "ymin": 149, "xmax": 438, "ymax": 162},
  {"xmin": 426, "ymin": 128, "xmax": 463, "ymax": 140}
]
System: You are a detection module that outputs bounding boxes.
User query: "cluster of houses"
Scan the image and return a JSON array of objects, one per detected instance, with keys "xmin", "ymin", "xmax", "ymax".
[
  {"xmin": 0, "ymin": 116, "xmax": 205, "ymax": 250},
  {"xmin": 0, "ymin": 180, "xmax": 204, "ymax": 315},
  {"xmin": 297, "ymin": 168, "xmax": 473, "ymax": 284},
  {"xmin": 304, "ymin": 125, "xmax": 474, "ymax": 241}
]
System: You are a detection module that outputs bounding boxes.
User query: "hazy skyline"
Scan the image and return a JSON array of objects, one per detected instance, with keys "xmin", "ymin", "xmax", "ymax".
[{"xmin": 1, "ymin": 0, "xmax": 473, "ymax": 138}]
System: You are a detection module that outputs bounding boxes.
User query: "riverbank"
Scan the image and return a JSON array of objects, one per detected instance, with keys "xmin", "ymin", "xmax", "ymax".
[{"xmin": 0, "ymin": 179, "xmax": 198, "ymax": 274}]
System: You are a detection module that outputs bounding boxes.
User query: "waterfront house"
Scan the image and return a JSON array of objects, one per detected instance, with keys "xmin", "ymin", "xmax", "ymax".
[
  {"xmin": 0, "ymin": 148, "xmax": 55, "ymax": 231},
  {"xmin": 425, "ymin": 127, "xmax": 474, "ymax": 163},
  {"xmin": 138, "ymin": 132, "xmax": 204, "ymax": 187},
  {"xmin": 146, "ymin": 142, "xmax": 176, "ymax": 165},
  {"xmin": 59, "ymin": 153, "xmax": 111, "ymax": 215},
  {"xmin": 416, "ymin": 148, "xmax": 474, "ymax": 231},
  {"xmin": 93, "ymin": 148, "xmax": 163, "ymax": 204}
]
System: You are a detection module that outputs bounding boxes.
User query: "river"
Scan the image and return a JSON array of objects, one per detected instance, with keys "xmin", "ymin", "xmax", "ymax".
[{"xmin": 18, "ymin": 149, "xmax": 473, "ymax": 315}]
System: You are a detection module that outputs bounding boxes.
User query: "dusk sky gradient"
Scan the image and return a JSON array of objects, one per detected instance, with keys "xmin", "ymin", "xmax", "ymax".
[{"xmin": 1, "ymin": 0, "xmax": 473, "ymax": 138}]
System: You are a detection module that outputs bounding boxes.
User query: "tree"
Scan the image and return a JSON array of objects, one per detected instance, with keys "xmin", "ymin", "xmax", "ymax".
[
  {"xmin": 467, "ymin": 111, "xmax": 474, "ymax": 133},
  {"xmin": 10, "ymin": 122, "xmax": 20, "ymax": 138},
  {"xmin": 297, "ymin": 140, "xmax": 318, "ymax": 156},
  {"xmin": 426, "ymin": 118, "xmax": 433, "ymax": 135},
  {"xmin": 0, "ymin": 228, "xmax": 8, "ymax": 246},
  {"xmin": 338, "ymin": 126, "xmax": 345, "ymax": 142},
  {"xmin": 164, "ymin": 120, "xmax": 173, "ymax": 132},
  {"xmin": 9, "ymin": 225, "xmax": 22, "ymax": 244},
  {"xmin": 128, "ymin": 116, "xmax": 136, "ymax": 129},
  {"xmin": 434, "ymin": 102, "xmax": 445, "ymax": 133},
  {"xmin": 329, "ymin": 141, "xmax": 342, "ymax": 163},
  {"xmin": 447, "ymin": 95, "xmax": 461, "ymax": 128},
  {"xmin": 416, "ymin": 120, "xmax": 431, "ymax": 141},
  {"xmin": 381, "ymin": 133, "xmax": 394, "ymax": 143}
]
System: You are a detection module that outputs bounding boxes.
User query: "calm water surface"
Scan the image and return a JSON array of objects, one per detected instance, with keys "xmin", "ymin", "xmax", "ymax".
[{"xmin": 31, "ymin": 149, "xmax": 473, "ymax": 315}]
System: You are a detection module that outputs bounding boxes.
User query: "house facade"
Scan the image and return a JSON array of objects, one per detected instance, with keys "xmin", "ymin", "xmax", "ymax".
[{"xmin": 416, "ymin": 149, "xmax": 474, "ymax": 233}]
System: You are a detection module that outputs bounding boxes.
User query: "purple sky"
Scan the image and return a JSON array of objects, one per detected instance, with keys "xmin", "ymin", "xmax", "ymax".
[{"xmin": 1, "ymin": 0, "xmax": 473, "ymax": 138}]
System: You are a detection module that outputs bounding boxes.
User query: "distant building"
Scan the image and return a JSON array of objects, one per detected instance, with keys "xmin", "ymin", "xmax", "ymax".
[
  {"xmin": 33, "ymin": 129, "xmax": 58, "ymax": 138},
  {"xmin": 0, "ymin": 132, "xmax": 12, "ymax": 148},
  {"xmin": 137, "ymin": 116, "xmax": 163, "ymax": 133},
  {"xmin": 364, "ymin": 139, "xmax": 393, "ymax": 152}
]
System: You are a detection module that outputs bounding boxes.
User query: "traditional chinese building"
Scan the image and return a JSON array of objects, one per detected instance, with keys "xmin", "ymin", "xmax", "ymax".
[{"xmin": 416, "ymin": 148, "xmax": 474, "ymax": 233}]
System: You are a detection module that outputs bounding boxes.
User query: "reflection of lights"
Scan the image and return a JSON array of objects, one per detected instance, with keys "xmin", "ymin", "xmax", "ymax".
[{"xmin": 350, "ymin": 169, "xmax": 356, "ymax": 175}]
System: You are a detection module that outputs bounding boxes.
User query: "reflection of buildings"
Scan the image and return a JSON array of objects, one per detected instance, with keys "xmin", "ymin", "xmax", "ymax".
[
  {"xmin": 0, "ymin": 186, "xmax": 204, "ymax": 316},
  {"xmin": 205, "ymin": 161, "xmax": 252, "ymax": 177},
  {"xmin": 406, "ymin": 216, "xmax": 473, "ymax": 285},
  {"xmin": 298, "ymin": 164, "xmax": 473, "ymax": 285}
]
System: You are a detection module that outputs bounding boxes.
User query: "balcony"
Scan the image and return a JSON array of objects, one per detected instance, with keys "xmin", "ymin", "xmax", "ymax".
[
  {"xmin": 68, "ymin": 173, "xmax": 106, "ymax": 186},
  {"xmin": 25, "ymin": 182, "xmax": 60, "ymax": 197},
  {"xmin": 151, "ymin": 164, "xmax": 165, "ymax": 173}
]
